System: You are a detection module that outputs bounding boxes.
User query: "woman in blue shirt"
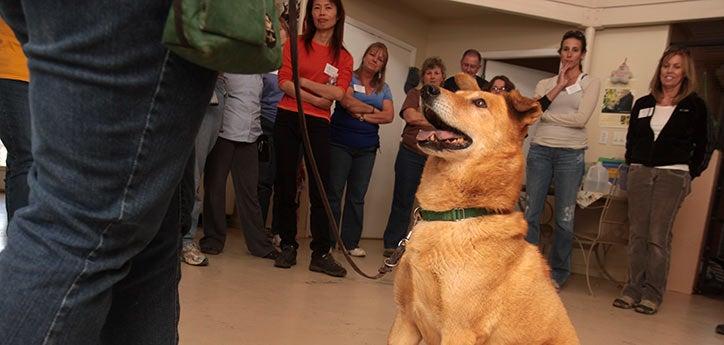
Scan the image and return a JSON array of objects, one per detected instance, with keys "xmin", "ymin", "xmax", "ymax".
[{"xmin": 327, "ymin": 42, "xmax": 394, "ymax": 257}]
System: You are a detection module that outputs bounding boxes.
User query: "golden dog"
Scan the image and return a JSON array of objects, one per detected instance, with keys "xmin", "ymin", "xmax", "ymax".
[{"xmin": 388, "ymin": 73, "xmax": 579, "ymax": 345}]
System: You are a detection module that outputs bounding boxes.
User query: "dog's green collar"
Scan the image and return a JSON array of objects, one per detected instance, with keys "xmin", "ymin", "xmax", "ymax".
[{"xmin": 417, "ymin": 207, "xmax": 510, "ymax": 222}]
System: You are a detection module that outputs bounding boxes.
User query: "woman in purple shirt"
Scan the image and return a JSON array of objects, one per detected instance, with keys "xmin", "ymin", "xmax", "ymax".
[{"xmin": 327, "ymin": 42, "xmax": 394, "ymax": 256}]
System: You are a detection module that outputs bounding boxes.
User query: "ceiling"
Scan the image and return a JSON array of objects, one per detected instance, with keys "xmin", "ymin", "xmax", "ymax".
[{"xmin": 395, "ymin": 0, "xmax": 500, "ymax": 19}]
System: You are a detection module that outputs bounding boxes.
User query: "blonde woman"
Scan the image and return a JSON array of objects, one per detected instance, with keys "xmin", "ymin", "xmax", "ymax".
[{"xmin": 614, "ymin": 47, "xmax": 712, "ymax": 315}]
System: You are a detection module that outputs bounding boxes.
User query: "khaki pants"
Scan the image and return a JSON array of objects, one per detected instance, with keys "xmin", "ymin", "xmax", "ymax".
[{"xmin": 622, "ymin": 165, "xmax": 691, "ymax": 305}]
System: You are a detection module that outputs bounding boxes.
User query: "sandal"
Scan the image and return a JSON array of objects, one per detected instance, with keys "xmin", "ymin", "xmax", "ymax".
[
  {"xmin": 634, "ymin": 300, "xmax": 658, "ymax": 315},
  {"xmin": 612, "ymin": 295, "xmax": 637, "ymax": 309}
]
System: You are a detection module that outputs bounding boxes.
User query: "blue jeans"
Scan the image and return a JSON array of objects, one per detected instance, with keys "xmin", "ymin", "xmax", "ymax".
[
  {"xmin": 327, "ymin": 142, "xmax": 377, "ymax": 249},
  {"xmin": 383, "ymin": 145, "xmax": 427, "ymax": 249},
  {"xmin": 258, "ymin": 116, "xmax": 276, "ymax": 226},
  {"xmin": 0, "ymin": 1, "xmax": 216, "ymax": 344},
  {"xmin": 182, "ymin": 81, "xmax": 226, "ymax": 245},
  {"xmin": 0, "ymin": 79, "xmax": 32, "ymax": 219},
  {"xmin": 524, "ymin": 144, "xmax": 585, "ymax": 286}
]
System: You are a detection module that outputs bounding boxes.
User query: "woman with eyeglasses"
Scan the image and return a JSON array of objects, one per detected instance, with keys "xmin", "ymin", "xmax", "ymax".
[
  {"xmin": 612, "ymin": 47, "xmax": 712, "ymax": 315},
  {"xmin": 486, "ymin": 75, "xmax": 516, "ymax": 94},
  {"xmin": 524, "ymin": 30, "xmax": 600, "ymax": 291}
]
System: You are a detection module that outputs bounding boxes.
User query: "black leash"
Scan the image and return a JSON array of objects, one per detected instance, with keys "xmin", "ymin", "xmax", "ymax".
[{"xmin": 287, "ymin": 1, "xmax": 405, "ymax": 279}]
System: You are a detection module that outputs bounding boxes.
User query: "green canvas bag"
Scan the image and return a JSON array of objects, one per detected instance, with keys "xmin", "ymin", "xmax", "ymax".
[{"xmin": 162, "ymin": 0, "xmax": 282, "ymax": 73}]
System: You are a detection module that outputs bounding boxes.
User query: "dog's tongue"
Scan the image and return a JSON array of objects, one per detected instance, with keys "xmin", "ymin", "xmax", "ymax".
[{"xmin": 417, "ymin": 130, "xmax": 459, "ymax": 141}]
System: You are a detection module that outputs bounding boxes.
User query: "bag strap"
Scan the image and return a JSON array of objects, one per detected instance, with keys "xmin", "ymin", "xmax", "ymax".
[{"xmin": 172, "ymin": 0, "xmax": 190, "ymax": 47}]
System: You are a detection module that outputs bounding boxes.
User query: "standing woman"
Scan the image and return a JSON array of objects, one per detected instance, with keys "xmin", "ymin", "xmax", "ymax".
[
  {"xmin": 0, "ymin": 19, "xmax": 32, "ymax": 222},
  {"xmin": 382, "ymin": 57, "xmax": 444, "ymax": 257},
  {"xmin": 327, "ymin": 42, "xmax": 394, "ymax": 257},
  {"xmin": 272, "ymin": 0, "xmax": 353, "ymax": 277},
  {"xmin": 613, "ymin": 47, "xmax": 712, "ymax": 315},
  {"xmin": 525, "ymin": 30, "xmax": 600, "ymax": 289}
]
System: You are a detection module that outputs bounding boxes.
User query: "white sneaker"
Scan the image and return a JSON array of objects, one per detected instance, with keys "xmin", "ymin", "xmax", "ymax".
[
  {"xmin": 181, "ymin": 242, "xmax": 209, "ymax": 266},
  {"xmin": 348, "ymin": 247, "xmax": 367, "ymax": 257}
]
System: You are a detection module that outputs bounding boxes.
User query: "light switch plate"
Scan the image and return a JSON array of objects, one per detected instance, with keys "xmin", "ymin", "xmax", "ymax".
[
  {"xmin": 612, "ymin": 131, "xmax": 626, "ymax": 146},
  {"xmin": 599, "ymin": 130, "xmax": 608, "ymax": 144}
]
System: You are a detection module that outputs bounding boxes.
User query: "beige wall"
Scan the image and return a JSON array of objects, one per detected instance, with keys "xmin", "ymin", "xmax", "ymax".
[
  {"xmin": 344, "ymin": 0, "xmax": 429, "ymax": 66},
  {"xmin": 585, "ymin": 25, "xmax": 671, "ymax": 163},
  {"xmin": 425, "ymin": 14, "xmax": 573, "ymax": 76},
  {"xmin": 578, "ymin": 24, "xmax": 720, "ymax": 294}
]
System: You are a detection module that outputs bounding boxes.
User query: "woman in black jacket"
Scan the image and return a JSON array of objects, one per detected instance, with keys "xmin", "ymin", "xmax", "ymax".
[{"xmin": 613, "ymin": 47, "xmax": 713, "ymax": 315}]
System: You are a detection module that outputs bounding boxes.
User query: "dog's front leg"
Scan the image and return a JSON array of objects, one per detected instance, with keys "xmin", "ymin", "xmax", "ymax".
[{"xmin": 388, "ymin": 310, "xmax": 422, "ymax": 345}]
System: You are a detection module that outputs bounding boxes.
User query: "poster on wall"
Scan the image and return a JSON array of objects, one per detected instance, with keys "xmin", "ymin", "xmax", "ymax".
[{"xmin": 600, "ymin": 88, "xmax": 633, "ymax": 128}]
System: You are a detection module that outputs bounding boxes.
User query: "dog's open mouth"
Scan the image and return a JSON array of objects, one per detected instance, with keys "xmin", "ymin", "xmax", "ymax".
[{"xmin": 417, "ymin": 107, "xmax": 472, "ymax": 151}]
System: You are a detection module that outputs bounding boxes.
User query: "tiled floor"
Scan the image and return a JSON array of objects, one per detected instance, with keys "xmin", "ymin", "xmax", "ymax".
[{"xmin": 179, "ymin": 230, "xmax": 724, "ymax": 345}]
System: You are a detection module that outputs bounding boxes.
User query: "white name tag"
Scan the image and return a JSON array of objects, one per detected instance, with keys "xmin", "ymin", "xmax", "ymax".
[
  {"xmin": 324, "ymin": 63, "xmax": 338, "ymax": 78},
  {"xmin": 209, "ymin": 92, "xmax": 219, "ymax": 105},
  {"xmin": 638, "ymin": 107, "xmax": 654, "ymax": 118},
  {"xmin": 353, "ymin": 84, "xmax": 366, "ymax": 93},
  {"xmin": 565, "ymin": 83, "xmax": 582, "ymax": 94}
]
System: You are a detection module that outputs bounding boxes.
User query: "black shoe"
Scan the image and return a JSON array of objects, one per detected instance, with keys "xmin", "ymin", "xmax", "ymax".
[
  {"xmin": 274, "ymin": 246, "xmax": 297, "ymax": 268},
  {"xmin": 309, "ymin": 253, "xmax": 347, "ymax": 277},
  {"xmin": 716, "ymin": 324, "xmax": 724, "ymax": 335},
  {"xmin": 262, "ymin": 250, "xmax": 280, "ymax": 260},
  {"xmin": 200, "ymin": 246, "xmax": 222, "ymax": 255}
]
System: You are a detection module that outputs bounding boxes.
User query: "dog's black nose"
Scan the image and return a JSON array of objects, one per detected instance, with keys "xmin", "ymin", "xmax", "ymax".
[{"xmin": 421, "ymin": 84, "xmax": 440, "ymax": 101}]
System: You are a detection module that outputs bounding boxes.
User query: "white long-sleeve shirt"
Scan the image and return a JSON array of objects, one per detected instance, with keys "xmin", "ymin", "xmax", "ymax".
[{"xmin": 532, "ymin": 73, "xmax": 601, "ymax": 149}]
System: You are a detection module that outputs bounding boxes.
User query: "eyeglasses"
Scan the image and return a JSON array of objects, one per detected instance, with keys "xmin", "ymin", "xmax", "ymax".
[
  {"xmin": 491, "ymin": 86, "xmax": 507, "ymax": 92},
  {"xmin": 462, "ymin": 63, "xmax": 480, "ymax": 69}
]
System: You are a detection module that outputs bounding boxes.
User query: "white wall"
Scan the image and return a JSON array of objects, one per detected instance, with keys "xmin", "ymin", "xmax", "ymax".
[
  {"xmin": 425, "ymin": 13, "xmax": 572, "ymax": 77},
  {"xmin": 585, "ymin": 25, "xmax": 671, "ymax": 163},
  {"xmin": 345, "ymin": 0, "xmax": 429, "ymax": 66}
]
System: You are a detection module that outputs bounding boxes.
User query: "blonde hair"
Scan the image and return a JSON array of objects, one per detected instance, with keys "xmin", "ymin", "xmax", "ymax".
[
  {"xmin": 650, "ymin": 47, "xmax": 697, "ymax": 104},
  {"xmin": 355, "ymin": 42, "xmax": 388, "ymax": 93}
]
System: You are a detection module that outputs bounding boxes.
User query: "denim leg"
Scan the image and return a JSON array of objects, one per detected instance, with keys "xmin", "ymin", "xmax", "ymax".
[
  {"xmin": 0, "ymin": 1, "xmax": 216, "ymax": 343},
  {"xmin": 183, "ymin": 83, "xmax": 225, "ymax": 245},
  {"xmin": 383, "ymin": 145, "xmax": 426, "ymax": 249},
  {"xmin": 100, "ymin": 182, "xmax": 185, "ymax": 345},
  {"xmin": 258, "ymin": 116, "xmax": 276, "ymax": 226},
  {"xmin": 549, "ymin": 147, "xmax": 585, "ymax": 286},
  {"xmin": 327, "ymin": 143, "xmax": 353, "ymax": 248},
  {"xmin": 0, "ymin": 79, "xmax": 32, "ymax": 220},
  {"xmin": 524, "ymin": 144, "xmax": 554, "ymax": 245},
  {"xmin": 341, "ymin": 147, "xmax": 376, "ymax": 249}
]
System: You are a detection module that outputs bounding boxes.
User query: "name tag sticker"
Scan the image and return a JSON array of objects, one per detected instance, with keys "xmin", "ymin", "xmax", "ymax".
[
  {"xmin": 324, "ymin": 63, "xmax": 338, "ymax": 77},
  {"xmin": 638, "ymin": 107, "xmax": 654, "ymax": 118},
  {"xmin": 353, "ymin": 84, "xmax": 366, "ymax": 93},
  {"xmin": 565, "ymin": 83, "xmax": 582, "ymax": 94}
]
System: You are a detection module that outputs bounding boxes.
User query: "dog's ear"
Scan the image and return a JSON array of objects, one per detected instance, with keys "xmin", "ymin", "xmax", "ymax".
[
  {"xmin": 505, "ymin": 90, "xmax": 542, "ymax": 136},
  {"xmin": 454, "ymin": 73, "xmax": 480, "ymax": 91}
]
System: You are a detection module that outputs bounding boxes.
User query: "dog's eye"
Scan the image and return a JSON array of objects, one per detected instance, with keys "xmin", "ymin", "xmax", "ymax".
[{"xmin": 473, "ymin": 99, "xmax": 487, "ymax": 108}]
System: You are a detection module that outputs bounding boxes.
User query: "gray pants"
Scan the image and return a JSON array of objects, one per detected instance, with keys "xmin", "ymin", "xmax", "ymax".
[
  {"xmin": 622, "ymin": 165, "xmax": 691, "ymax": 305},
  {"xmin": 183, "ymin": 81, "xmax": 225, "ymax": 245},
  {"xmin": 199, "ymin": 137, "xmax": 274, "ymax": 257}
]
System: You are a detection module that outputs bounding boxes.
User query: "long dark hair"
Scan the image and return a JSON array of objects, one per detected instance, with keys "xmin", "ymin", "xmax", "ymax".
[
  {"xmin": 558, "ymin": 30, "xmax": 587, "ymax": 71},
  {"xmin": 303, "ymin": 0, "xmax": 346, "ymax": 63},
  {"xmin": 355, "ymin": 42, "xmax": 388, "ymax": 93}
]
